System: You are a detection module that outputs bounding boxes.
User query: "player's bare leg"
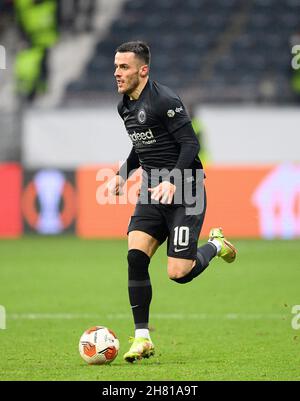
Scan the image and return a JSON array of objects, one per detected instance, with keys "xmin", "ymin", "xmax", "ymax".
[
  {"xmin": 167, "ymin": 257, "xmax": 194, "ymax": 280},
  {"xmin": 168, "ymin": 228, "xmax": 237, "ymax": 284},
  {"xmin": 128, "ymin": 230, "xmax": 159, "ymax": 258},
  {"xmin": 124, "ymin": 231, "xmax": 159, "ymax": 362}
]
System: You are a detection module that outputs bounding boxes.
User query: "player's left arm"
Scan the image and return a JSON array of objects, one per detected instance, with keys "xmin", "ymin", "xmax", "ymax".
[
  {"xmin": 149, "ymin": 94, "xmax": 200, "ymax": 204},
  {"xmin": 171, "ymin": 122, "xmax": 200, "ymax": 172},
  {"xmin": 149, "ymin": 123, "xmax": 200, "ymax": 203}
]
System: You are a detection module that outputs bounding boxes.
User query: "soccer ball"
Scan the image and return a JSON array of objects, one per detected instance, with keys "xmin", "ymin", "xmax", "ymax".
[{"xmin": 79, "ymin": 326, "xmax": 119, "ymax": 365}]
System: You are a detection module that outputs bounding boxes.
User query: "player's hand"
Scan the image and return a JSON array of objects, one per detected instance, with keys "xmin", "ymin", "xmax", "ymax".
[
  {"xmin": 148, "ymin": 181, "xmax": 176, "ymax": 204},
  {"xmin": 107, "ymin": 175, "xmax": 125, "ymax": 196}
]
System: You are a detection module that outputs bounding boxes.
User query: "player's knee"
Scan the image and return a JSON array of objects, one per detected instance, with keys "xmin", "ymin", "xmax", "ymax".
[
  {"xmin": 167, "ymin": 266, "xmax": 191, "ymax": 283},
  {"xmin": 168, "ymin": 259, "xmax": 195, "ymax": 284},
  {"xmin": 169, "ymin": 270, "xmax": 192, "ymax": 284},
  {"xmin": 127, "ymin": 249, "xmax": 150, "ymax": 279},
  {"xmin": 168, "ymin": 270, "xmax": 185, "ymax": 281}
]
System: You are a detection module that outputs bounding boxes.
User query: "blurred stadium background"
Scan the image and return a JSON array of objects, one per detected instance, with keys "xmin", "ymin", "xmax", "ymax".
[
  {"xmin": 0, "ymin": 0, "xmax": 300, "ymax": 381},
  {"xmin": 0, "ymin": 0, "xmax": 299, "ymax": 239}
]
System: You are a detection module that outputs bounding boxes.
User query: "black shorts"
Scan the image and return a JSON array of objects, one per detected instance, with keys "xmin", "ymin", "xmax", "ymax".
[{"xmin": 128, "ymin": 189, "xmax": 207, "ymax": 260}]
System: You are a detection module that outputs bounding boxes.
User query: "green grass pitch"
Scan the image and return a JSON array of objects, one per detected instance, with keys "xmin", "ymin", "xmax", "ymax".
[{"xmin": 0, "ymin": 237, "xmax": 299, "ymax": 381}]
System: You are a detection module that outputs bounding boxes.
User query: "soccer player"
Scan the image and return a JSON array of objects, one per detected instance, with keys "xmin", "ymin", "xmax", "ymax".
[{"xmin": 107, "ymin": 41, "xmax": 237, "ymax": 363}]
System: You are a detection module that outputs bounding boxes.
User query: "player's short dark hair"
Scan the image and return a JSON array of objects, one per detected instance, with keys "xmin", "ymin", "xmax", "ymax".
[{"xmin": 116, "ymin": 41, "xmax": 151, "ymax": 66}]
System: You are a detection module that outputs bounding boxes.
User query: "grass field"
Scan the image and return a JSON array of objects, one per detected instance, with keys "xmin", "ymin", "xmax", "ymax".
[{"xmin": 0, "ymin": 237, "xmax": 299, "ymax": 381}]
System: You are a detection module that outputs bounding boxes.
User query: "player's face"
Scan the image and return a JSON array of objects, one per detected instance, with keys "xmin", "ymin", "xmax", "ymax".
[{"xmin": 114, "ymin": 52, "xmax": 147, "ymax": 95}]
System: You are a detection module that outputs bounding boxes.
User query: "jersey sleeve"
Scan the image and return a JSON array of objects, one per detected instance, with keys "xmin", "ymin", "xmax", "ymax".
[
  {"xmin": 116, "ymin": 147, "xmax": 140, "ymax": 180},
  {"xmin": 171, "ymin": 122, "xmax": 200, "ymax": 170},
  {"xmin": 155, "ymin": 92, "xmax": 191, "ymax": 133}
]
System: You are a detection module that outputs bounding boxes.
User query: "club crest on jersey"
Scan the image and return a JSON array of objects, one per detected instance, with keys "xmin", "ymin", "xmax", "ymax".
[{"xmin": 137, "ymin": 109, "xmax": 146, "ymax": 124}]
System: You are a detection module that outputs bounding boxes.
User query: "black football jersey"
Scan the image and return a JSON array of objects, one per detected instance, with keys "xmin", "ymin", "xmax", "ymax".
[{"xmin": 117, "ymin": 80, "xmax": 203, "ymax": 175}]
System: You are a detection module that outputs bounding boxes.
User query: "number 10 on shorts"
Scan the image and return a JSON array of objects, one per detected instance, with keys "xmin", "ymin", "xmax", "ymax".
[{"xmin": 174, "ymin": 226, "xmax": 189, "ymax": 246}]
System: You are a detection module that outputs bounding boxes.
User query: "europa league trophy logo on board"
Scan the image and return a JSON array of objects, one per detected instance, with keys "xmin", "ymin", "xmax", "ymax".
[{"xmin": 22, "ymin": 170, "xmax": 76, "ymax": 234}]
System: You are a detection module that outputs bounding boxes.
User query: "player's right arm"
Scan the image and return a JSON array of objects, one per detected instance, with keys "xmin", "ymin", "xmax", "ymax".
[{"xmin": 107, "ymin": 146, "xmax": 140, "ymax": 195}]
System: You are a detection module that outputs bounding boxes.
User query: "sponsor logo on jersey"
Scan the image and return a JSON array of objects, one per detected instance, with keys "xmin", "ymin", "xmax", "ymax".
[
  {"xmin": 128, "ymin": 128, "xmax": 156, "ymax": 145},
  {"xmin": 137, "ymin": 109, "xmax": 146, "ymax": 124},
  {"xmin": 167, "ymin": 106, "xmax": 183, "ymax": 118},
  {"xmin": 167, "ymin": 109, "xmax": 175, "ymax": 118}
]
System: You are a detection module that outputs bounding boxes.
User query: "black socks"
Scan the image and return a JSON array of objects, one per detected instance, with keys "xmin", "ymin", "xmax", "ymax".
[{"xmin": 127, "ymin": 249, "xmax": 152, "ymax": 329}]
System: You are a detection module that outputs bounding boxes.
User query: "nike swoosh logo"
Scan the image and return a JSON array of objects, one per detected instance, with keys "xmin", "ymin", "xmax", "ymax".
[
  {"xmin": 124, "ymin": 115, "xmax": 130, "ymax": 122},
  {"xmin": 174, "ymin": 247, "xmax": 189, "ymax": 253},
  {"xmin": 131, "ymin": 305, "xmax": 139, "ymax": 309}
]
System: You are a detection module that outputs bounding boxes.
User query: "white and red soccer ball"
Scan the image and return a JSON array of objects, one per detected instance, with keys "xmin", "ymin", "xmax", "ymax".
[{"xmin": 79, "ymin": 326, "xmax": 119, "ymax": 365}]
